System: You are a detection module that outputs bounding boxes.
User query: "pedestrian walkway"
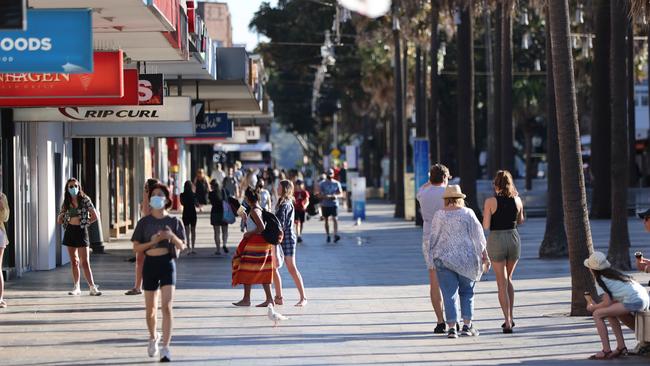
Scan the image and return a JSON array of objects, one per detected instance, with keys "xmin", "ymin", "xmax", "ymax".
[{"xmin": 2, "ymin": 202, "xmax": 650, "ymax": 365}]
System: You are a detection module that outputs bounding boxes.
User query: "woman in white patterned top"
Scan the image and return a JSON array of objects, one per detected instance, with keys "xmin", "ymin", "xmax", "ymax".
[{"xmin": 426, "ymin": 185, "xmax": 490, "ymax": 339}]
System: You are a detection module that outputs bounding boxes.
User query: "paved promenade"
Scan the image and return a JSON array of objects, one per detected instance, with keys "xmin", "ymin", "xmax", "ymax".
[{"xmin": 2, "ymin": 201, "xmax": 650, "ymax": 365}]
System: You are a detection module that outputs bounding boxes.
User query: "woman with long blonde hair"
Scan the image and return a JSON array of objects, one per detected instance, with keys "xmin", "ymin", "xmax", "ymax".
[
  {"xmin": 272, "ymin": 180, "xmax": 307, "ymax": 306},
  {"xmin": 482, "ymin": 170, "xmax": 524, "ymax": 334}
]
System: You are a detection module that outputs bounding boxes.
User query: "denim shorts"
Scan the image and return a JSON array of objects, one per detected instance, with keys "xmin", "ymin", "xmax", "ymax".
[
  {"xmin": 623, "ymin": 297, "xmax": 650, "ymax": 312},
  {"xmin": 142, "ymin": 254, "xmax": 176, "ymax": 291}
]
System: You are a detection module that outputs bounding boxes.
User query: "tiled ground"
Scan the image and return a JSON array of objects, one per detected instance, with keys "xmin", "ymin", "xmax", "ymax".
[{"xmin": 2, "ymin": 202, "xmax": 650, "ymax": 365}]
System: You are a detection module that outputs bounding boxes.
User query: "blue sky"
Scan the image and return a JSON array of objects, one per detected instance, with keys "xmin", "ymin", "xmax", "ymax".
[{"xmin": 222, "ymin": 0, "xmax": 278, "ymax": 51}]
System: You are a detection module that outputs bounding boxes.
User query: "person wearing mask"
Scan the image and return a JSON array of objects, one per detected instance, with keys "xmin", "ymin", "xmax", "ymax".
[
  {"xmin": 193, "ymin": 169, "xmax": 209, "ymax": 207},
  {"xmin": 232, "ymin": 188, "xmax": 275, "ymax": 307},
  {"xmin": 584, "ymin": 252, "xmax": 650, "ymax": 359},
  {"xmin": 293, "ymin": 179, "xmax": 310, "ymax": 243},
  {"xmin": 272, "ymin": 180, "xmax": 308, "ymax": 307},
  {"xmin": 319, "ymin": 169, "xmax": 342, "ymax": 243},
  {"xmin": 0, "ymin": 192, "xmax": 9, "ymax": 308},
  {"xmin": 126, "ymin": 179, "xmax": 160, "ymax": 296},
  {"xmin": 256, "ymin": 179, "xmax": 272, "ymax": 212},
  {"xmin": 482, "ymin": 170, "xmax": 524, "ymax": 334},
  {"xmin": 209, "ymin": 179, "xmax": 229, "ymax": 255},
  {"xmin": 132, "ymin": 183, "xmax": 186, "ymax": 362},
  {"xmin": 417, "ymin": 164, "xmax": 451, "ymax": 334},
  {"xmin": 56, "ymin": 178, "xmax": 101, "ymax": 296},
  {"xmin": 222, "ymin": 167, "xmax": 239, "ymax": 199},
  {"xmin": 426, "ymin": 185, "xmax": 489, "ymax": 339},
  {"xmin": 211, "ymin": 163, "xmax": 226, "ymax": 185},
  {"xmin": 180, "ymin": 181, "xmax": 199, "ymax": 255}
]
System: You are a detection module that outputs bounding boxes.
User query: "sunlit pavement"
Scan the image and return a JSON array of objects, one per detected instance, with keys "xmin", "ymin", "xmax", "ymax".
[{"xmin": 2, "ymin": 201, "xmax": 650, "ymax": 365}]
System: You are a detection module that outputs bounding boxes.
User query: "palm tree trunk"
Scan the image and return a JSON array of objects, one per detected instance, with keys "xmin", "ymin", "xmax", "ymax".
[
  {"xmin": 393, "ymin": 6, "xmax": 406, "ymax": 218},
  {"xmin": 590, "ymin": 0, "xmax": 612, "ymax": 219},
  {"xmin": 540, "ymin": 10, "xmax": 568, "ymax": 258},
  {"xmin": 416, "ymin": 46, "xmax": 426, "ymax": 137},
  {"xmin": 628, "ymin": 24, "xmax": 638, "ymax": 187},
  {"xmin": 485, "ymin": 0, "xmax": 498, "ymax": 177},
  {"xmin": 548, "ymin": 0, "xmax": 596, "ymax": 316},
  {"xmin": 500, "ymin": 1, "xmax": 514, "ymax": 174},
  {"xmin": 429, "ymin": 0, "xmax": 440, "ymax": 162},
  {"xmin": 493, "ymin": 3, "xmax": 503, "ymax": 173},
  {"xmin": 457, "ymin": 2, "xmax": 479, "ymax": 212},
  {"xmin": 608, "ymin": 0, "xmax": 631, "ymax": 270}
]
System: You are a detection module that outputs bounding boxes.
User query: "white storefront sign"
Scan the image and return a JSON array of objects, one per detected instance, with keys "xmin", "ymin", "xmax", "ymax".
[{"xmin": 13, "ymin": 96, "xmax": 192, "ymax": 122}]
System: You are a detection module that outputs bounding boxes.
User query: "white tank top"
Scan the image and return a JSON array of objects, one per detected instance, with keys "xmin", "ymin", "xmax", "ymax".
[{"xmin": 246, "ymin": 208, "xmax": 264, "ymax": 232}]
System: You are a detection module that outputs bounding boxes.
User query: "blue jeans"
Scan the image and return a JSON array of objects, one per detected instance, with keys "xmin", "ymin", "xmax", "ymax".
[{"xmin": 436, "ymin": 265, "xmax": 476, "ymax": 323}]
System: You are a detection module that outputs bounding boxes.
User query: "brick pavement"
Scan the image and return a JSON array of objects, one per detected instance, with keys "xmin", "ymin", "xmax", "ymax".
[{"xmin": 2, "ymin": 201, "xmax": 650, "ymax": 365}]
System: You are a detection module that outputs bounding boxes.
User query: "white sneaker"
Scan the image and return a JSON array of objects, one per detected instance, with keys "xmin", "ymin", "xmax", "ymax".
[
  {"xmin": 68, "ymin": 286, "xmax": 81, "ymax": 296},
  {"xmin": 160, "ymin": 346, "xmax": 171, "ymax": 362},
  {"xmin": 147, "ymin": 333, "xmax": 160, "ymax": 357},
  {"xmin": 89, "ymin": 285, "xmax": 102, "ymax": 296}
]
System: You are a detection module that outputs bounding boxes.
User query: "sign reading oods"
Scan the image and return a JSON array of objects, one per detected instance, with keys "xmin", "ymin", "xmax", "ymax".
[
  {"xmin": 0, "ymin": 51, "xmax": 123, "ymax": 98},
  {"xmin": 196, "ymin": 113, "xmax": 232, "ymax": 137},
  {"xmin": 13, "ymin": 96, "xmax": 192, "ymax": 122},
  {"xmin": 138, "ymin": 74, "xmax": 164, "ymax": 105},
  {"xmin": 0, "ymin": 69, "xmax": 138, "ymax": 107},
  {"xmin": 0, "ymin": 0, "xmax": 26, "ymax": 30},
  {"xmin": 0, "ymin": 9, "xmax": 92, "ymax": 73}
]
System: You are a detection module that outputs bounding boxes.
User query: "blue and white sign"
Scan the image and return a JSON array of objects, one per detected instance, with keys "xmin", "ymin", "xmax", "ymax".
[
  {"xmin": 196, "ymin": 113, "xmax": 233, "ymax": 137},
  {"xmin": 0, "ymin": 9, "xmax": 92, "ymax": 73},
  {"xmin": 413, "ymin": 138, "xmax": 430, "ymax": 190},
  {"xmin": 351, "ymin": 175, "xmax": 366, "ymax": 221}
]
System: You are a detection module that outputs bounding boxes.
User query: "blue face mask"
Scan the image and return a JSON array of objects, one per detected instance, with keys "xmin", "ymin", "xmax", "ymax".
[
  {"xmin": 68, "ymin": 187, "xmax": 79, "ymax": 196},
  {"xmin": 150, "ymin": 196, "xmax": 166, "ymax": 210}
]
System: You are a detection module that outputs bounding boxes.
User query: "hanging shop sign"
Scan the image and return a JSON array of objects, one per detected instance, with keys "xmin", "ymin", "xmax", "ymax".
[
  {"xmin": 0, "ymin": 69, "xmax": 138, "ymax": 107},
  {"xmin": 0, "ymin": 9, "xmax": 92, "ymax": 73},
  {"xmin": 0, "ymin": 51, "xmax": 123, "ymax": 98},
  {"xmin": 13, "ymin": 96, "xmax": 192, "ymax": 122},
  {"xmin": 66, "ymin": 120, "xmax": 195, "ymax": 137},
  {"xmin": 138, "ymin": 74, "xmax": 164, "ymax": 105},
  {"xmin": 196, "ymin": 112, "xmax": 233, "ymax": 137},
  {"xmin": 0, "ymin": 0, "xmax": 26, "ymax": 30}
]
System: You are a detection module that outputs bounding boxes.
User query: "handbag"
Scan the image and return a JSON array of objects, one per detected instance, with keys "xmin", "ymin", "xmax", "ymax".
[{"xmin": 222, "ymin": 200, "xmax": 236, "ymax": 224}]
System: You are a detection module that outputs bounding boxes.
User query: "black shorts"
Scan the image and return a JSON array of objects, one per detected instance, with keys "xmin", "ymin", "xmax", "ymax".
[
  {"xmin": 295, "ymin": 210, "xmax": 306, "ymax": 223},
  {"xmin": 322, "ymin": 206, "xmax": 338, "ymax": 218},
  {"xmin": 62, "ymin": 224, "xmax": 90, "ymax": 247},
  {"xmin": 143, "ymin": 254, "xmax": 176, "ymax": 291}
]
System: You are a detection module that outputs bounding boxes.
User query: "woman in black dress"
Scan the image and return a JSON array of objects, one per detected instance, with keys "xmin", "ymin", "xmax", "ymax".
[
  {"xmin": 179, "ymin": 181, "xmax": 198, "ymax": 255},
  {"xmin": 209, "ymin": 179, "xmax": 230, "ymax": 255},
  {"xmin": 193, "ymin": 169, "xmax": 209, "ymax": 206}
]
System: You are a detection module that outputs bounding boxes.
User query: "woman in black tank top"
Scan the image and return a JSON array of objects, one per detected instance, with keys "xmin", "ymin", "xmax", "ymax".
[{"xmin": 482, "ymin": 170, "xmax": 524, "ymax": 334}]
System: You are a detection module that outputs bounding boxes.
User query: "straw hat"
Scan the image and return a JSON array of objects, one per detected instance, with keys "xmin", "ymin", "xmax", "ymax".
[
  {"xmin": 583, "ymin": 251, "xmax": 611, "ymax": 271},
  {"xmin": 442, "ymin": 185, "xmax": 466, "ymax": 199}
]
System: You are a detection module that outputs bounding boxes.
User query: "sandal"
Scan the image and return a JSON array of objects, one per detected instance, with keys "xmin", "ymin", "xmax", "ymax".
[
  {"xmin": 588, "ymin": 350, "xmax": 612, "ymax": 360},
  {"xmin": 124, "ymin": 288, "xmax": 142, "ymax": 295},
  {"xmin": 274, "ymin": 296, "xmax": 284, "ymax": 305},
  {"xmin": 607, "ymin": 347, "xmax": 628, "ymax": 359}
]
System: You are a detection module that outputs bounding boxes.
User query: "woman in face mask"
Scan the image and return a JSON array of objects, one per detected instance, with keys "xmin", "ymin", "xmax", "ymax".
[
  {"xmin": 56, "ymin": 178, "xmax": 101, "ymax": 296},
  {"xmin": 131, "ymin": 183, "xmax": 186, "ymax": 362}
]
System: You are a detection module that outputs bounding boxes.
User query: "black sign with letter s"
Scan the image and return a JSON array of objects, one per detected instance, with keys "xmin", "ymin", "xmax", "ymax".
[{"xmin": 138, "ymin": 74, "xmax": 164, "ymax": 105}]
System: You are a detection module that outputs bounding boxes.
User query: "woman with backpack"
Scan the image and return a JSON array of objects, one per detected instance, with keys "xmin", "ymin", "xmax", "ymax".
[
  {"xmin": 584, "ymin": 251, "xmax": 650, "ymax": 360},
  {"xmin": 272, "ymin": 180, "xmax": 307, "ymax": 307},
  {"xmin": 232, "ymin": 187, "xmax": 275, "ymax": 307},
  {"xmin": 209, "ymin": 179, "xmax": 231, "ymax": 256}
]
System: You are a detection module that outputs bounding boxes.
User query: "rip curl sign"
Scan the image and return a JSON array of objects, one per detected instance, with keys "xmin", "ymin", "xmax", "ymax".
[{"xmin": 0, "ymin": 9, "xmax": 92, "ymax": 73}]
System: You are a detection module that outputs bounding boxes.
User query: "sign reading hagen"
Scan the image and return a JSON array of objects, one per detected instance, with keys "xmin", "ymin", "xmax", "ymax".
[{"xmin": 13, "ymin": 96, "xmax": 192, "ymax": 122}]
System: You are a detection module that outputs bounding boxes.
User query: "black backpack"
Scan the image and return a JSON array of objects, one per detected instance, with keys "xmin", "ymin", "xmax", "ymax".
[{"xmin": 261, "ymin": 209, "xmax": 284, "ymax": 245}]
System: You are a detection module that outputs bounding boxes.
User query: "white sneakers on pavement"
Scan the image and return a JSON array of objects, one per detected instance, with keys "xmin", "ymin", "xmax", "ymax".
[
  {"xmin": 147, "ymin": 333, "xmax": 161, "ymax": 357},
  {"xmin": 160, "ymin": 346, "xmax": 171, "ymax": 362},
  {"xmin": 68, "ymin": 286, "xmax": 81, "ymax": 296},
  {"xmin": 89, "ymin": 285, "xmax": 102, "ymax": 296}
]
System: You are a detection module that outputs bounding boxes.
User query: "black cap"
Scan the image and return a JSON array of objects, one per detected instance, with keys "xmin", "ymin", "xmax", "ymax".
[{"xmin": 638, "ymin": 208, "xmax": 650, "ymax": 219}]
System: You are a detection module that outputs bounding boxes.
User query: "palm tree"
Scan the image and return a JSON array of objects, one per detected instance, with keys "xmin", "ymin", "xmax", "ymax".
[
  {"xmin": 492, "ymin": 2, "xmax": 503, "ymax": 174},
  {"xmin": 590, "ymin": 0, "xmax": 611, "ymax": 219},
  {"xmin": 485, "ymin": 0, "xmax": 500, "ymax": 176},
  {"xmin": 429, "ymin": 0, "xmax": 440, "ymax": 162},
  {"xmin": 627, "ymin": 23, "xmax": 638, "ymax": 187},
  {"xmin": 457, "ymin": 1, "xmax": 479, "ymax": 212},
  {"xmin": 539, "ymin": 10, "xmax": 567, "ymax": 258},
  {"xmin": 608, "ymin": 0, "xmax": 631, "ymax": 270},
  {"xmin": 393, "ymin": 2, "xmax": 406, "ymax": 218},
  {"xmin": 500, "ymin": 0, "xmax": 514, "ymax": 173},
  {"xmin": 547, "ymin": 0, "xmax": 596, "ymax": 316}
]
